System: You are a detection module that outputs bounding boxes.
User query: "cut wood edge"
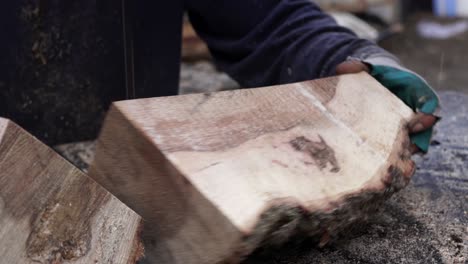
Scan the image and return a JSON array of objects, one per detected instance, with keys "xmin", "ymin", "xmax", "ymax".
[
  {"xmin": 90, "ymin": 107, "xmax": 245, "ymax": 264},
  {"xmin": 128, "ymin": 222, "xmax": 146, "ymax": 264}
]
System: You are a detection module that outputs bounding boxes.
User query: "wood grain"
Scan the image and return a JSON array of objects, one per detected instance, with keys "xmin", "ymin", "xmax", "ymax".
[
  {"xmin": 89, "ymin": 72, "xmax": 415, "ymax": 264},
  {"xmin": 0, "ymin": 118, "xmax": 143, "ymax": 264}
]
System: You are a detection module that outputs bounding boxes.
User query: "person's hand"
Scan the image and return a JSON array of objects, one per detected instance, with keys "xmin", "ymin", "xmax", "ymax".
[{"xmin": 335, "ymin": 60, "xmax": 439, "ymax": 154}]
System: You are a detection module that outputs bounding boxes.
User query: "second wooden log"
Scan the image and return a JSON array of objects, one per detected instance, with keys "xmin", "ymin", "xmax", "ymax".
[{"xmin": 0, "ymin": 118, "xmax": 143, "ymax": 264}]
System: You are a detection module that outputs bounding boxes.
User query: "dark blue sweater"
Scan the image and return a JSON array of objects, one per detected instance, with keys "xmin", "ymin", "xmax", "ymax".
[{"xmin": 185, "ymin": 0, "xmax": 374, "ymax": 87}]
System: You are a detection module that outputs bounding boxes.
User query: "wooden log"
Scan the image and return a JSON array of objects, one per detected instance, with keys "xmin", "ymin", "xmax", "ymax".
[
  {"xmin": 0, "ymin": 118, "xmax": 143, "ymax": 263},
  {"xmin": 89, "ymin": 72, "xmax": 415, "ymax": 264}
]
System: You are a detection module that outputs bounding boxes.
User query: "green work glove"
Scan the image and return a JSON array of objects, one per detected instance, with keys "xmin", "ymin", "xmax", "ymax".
[
  {"xmin": 369, "ymin": 65, "xmax": 440, "ymax": 152},
  {"xmin": 337, "ymin": 44, "xmax": 441, "ymax": 153}
]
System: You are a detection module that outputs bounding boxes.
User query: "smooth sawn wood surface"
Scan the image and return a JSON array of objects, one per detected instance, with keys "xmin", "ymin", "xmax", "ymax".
[
  {"xmin": 90, "ymin": 72, "xmax": 415, "ymax": 264},
  {"xmin": 0, "ymin": 118, "xmax": 143, "ymax": 264}
]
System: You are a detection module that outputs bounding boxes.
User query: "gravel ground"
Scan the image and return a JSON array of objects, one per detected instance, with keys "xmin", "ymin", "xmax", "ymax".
[{"xmin": 179, "ymin": 62, "xmax": 239, "ymax": 94}]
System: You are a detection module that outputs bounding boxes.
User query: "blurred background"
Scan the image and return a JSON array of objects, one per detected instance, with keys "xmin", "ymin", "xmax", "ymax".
[{"xmin": 0, "ymin": 0, "xmax": 465, "ymax": 146}]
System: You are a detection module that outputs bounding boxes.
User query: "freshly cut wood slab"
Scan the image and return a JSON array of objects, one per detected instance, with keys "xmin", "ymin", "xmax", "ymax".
[
  {"xmin": 89, "ymin": 72, "xmax": 415, "ymax": 264},
  {"xmin": 0, "ymin": 118, "xmax": 143, "ymax": 263}
]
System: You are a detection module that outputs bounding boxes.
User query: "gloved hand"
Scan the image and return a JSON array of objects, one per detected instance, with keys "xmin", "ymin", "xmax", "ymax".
[
  {"xmin": 370, "ymin": 65, "xmax": 439, "ymax": 153},
  {"xmin": 336, "ymin": 59, "xmax": 440, "ymax": 154}
]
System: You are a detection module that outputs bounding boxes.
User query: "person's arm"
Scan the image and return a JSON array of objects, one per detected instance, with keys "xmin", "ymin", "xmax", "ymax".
[
  {"xmin": 186, "ymin": 0, "xmax": 439, "ymax": 153},
  {"xmin": 185, "ymin": 0, "xmax": 370, "ymax": 87}
]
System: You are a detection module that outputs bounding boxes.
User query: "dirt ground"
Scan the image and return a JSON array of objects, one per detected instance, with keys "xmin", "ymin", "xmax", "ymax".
[{"xmin": 55, "ymin": 13, "xmax": 467, "ymax": 264}]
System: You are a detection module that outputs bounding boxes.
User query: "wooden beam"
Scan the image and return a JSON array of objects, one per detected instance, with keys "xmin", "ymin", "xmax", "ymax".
[
  {"xmin": 89, "ymin": 72, "xmax": 415, "ymax": 264},
  {"xmin": 0, "ymin": 118, "xmax": 143, "ymax": 263}
]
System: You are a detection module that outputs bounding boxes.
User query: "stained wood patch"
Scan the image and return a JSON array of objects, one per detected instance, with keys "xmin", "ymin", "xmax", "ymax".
[
  {"xmin": 0, "ymin": 118, "xmax": 143, "ymax": 263},
  {"xmin": 90, "ymin": 73, "xmax": 415, "ymax": 264}
]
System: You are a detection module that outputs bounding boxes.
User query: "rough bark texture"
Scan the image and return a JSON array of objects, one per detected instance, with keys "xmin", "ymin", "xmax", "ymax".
[
  {"xmin": 89, "ymin": 73, "xmax": 415, "ymax": 264},
  {"xmin": 0, "ymin": 118, "xmax": 143, "ymax": 264}
]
